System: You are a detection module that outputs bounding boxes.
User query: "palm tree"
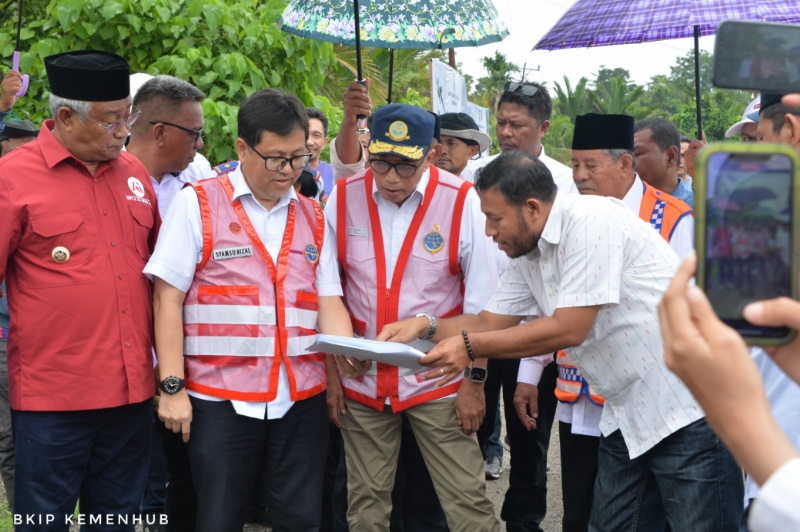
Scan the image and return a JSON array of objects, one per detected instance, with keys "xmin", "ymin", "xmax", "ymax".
[
  {"xmin": 590, "ymin": 77, "xmax": 651, "ymax": 119},
  {"xmin": 552, "ymin": 76, "xmax": 592, "ymax": 121}
]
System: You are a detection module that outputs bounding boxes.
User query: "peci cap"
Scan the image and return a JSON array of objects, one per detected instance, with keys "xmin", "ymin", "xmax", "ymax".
[
  {"xmin": 0, "ymin": 119, "xmax": 39, "ymax": 143},
  {"xmin": 440, "ymin": 112, "xmax": 492, "ymax": 152},
  {"xmin": 726, "ymin": 96, "xmax": 760, "ymax": 136},
  {"xmin": 572, "ymin": 113, "xmax": 634, "ymax": 151},
  {"xmin": 368, "ymin": 104, "xmax": 434, "ymax": 160},
  {"xmin": 748, "ymin": 93, "xmax": 786, "ymax": 121},
  {"xmin": 45, "ymin": 50, "xmax": 130, "ymax": 102}
]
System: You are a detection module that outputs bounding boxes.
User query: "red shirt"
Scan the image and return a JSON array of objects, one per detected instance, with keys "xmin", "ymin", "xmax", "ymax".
[{"xmin": 0, "ymin": 120, "xmax": 160, "ymax": 411}]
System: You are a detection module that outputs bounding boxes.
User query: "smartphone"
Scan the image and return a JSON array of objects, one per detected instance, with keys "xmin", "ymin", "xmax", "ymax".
[
  {"xmin": 713, "ymin": 20, "xmax": 800, "ymax": 93},
  {"xmin": 695, "ymin": 143, "xmax": 800, "ymax": 345}
]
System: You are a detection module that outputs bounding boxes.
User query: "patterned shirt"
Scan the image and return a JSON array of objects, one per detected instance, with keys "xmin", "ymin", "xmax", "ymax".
[{"xmin": 486, "ymin": 192, "xmax": 703, "ymax": 458}]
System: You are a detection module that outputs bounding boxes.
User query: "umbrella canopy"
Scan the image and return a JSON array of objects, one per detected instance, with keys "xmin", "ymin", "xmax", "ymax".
[
  {"xmin": 280, "ymin": 0, "xmax": 508, "ymax": 50},
  {"xmin": 533, "ymin": 0, "xmax": 800, "ymax": 137}
]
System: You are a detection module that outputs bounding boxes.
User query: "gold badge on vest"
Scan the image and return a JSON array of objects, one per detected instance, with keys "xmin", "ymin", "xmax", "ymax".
[{"xmin": 422, "ymin": 224, "xmax": 444, "ymax": 255}]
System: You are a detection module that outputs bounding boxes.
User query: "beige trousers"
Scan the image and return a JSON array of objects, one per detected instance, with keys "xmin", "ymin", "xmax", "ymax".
[{"xmin": 341, "ymin": 398, "xmax": 500, "ymax": 532}]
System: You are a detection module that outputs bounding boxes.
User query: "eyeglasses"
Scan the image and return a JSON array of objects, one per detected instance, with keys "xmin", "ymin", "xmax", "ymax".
[
  {"xmin": 369, "ymin": 159, "xmax": 420, "ymax": 178},
  {"xmin": 149, "ymin": 121, "xmax": 204, "ymax": 143},
  {"xmin": 503, "ymin": 82, "xmax": 540, "ymax": 98},
  {"xmin": 81, "ymin": 105, "xmax": 141, "ymax": 136},
  {"xmin": 248, "ymin": 144, "xmax": 312, "ymax": 171}
]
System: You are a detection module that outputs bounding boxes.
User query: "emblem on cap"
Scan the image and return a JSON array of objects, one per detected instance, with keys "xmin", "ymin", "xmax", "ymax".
[
  {"xmin": 52, "ymin": 246, "xmax": 70, "ymax": 263},
  {"xmin": 387, "ymin": 121, "xmax": 410, "ymax": 141},
  {"xmin": 304, "ymin": 244, "xmax": 319, "ymax": 264},
  {"xmin": 422, "ymin": 225, "xmax": 444, "ymax": 255},
  {"xmin": 229, "ymin": 222, "xmax": 242, "ymax": 235}
]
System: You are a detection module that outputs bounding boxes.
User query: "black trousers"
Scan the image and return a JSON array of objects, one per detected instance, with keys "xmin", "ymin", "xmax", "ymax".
[
  {"xmin": 155, "ymin": 418, "xmax": 196, "ymax": 532},
  {"xmin": 188, "ymin": 393, "xmax": 329, "ymax": 532},
  {"xmin": 559, "ymin": 421, "xmax": 600, "ymax": 532},
  {"xmin": 477, "ymin": 358, "xmax": 558, "ymax": 532}
]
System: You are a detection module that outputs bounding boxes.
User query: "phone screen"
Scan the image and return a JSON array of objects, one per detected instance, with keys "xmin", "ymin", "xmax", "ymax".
[
  {"xmin": 703, "ymin": 152, "xmax": 794, "ymax": 338},
  {"xmin": 713, "ymin": 20, "xmax": 800, "ymax": 93}
]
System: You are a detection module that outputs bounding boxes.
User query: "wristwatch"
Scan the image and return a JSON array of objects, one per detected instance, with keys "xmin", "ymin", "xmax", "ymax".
[
  {"xmin": 464, "ymin": 365, "xmax": 488, "ymax": 383},
  {"xmin": 160, "ymin": 376, "xmax": 186, "ymax": 394},
  {"xmin": 415, "ymin": 313, "xmax": 437, "ymax": 340}
]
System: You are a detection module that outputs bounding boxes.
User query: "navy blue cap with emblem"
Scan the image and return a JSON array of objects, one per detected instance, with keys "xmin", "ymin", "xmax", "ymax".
[{"xmin": 368, "ymin": 104, "xmax": 435, "ymax": 161}]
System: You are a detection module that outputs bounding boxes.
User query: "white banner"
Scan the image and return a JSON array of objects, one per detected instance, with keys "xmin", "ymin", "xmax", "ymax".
[
  {"xmin": 430, "ymin": 59, "xmax": 491, "ymax": 142},
  {"xmin": 430, "ymin": 59, "xmax": 469, "ymax": 116}
]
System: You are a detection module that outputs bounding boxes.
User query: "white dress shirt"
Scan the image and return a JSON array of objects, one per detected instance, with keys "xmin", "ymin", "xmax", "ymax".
[
  {"xmin": 547, "ymin": 174, "xmax": 695, "ymax": 436},
  {"xmin": 144, "ymin": 165, "xmax": 343, "ymax": 420},
  {"xmin": 329, "ymin": 137, "xmax": 369, "ymax": 181},
  {"xmin": 460, "ymin": 147, "xmax": 577, "ymax": 197},
  {"xmin": 748, "ymin": 458, "xmax": 800, "ymax": 531},
  {"xmin": 486, "ymin": 192, "xmax": 703, "ymax": 458},
  {"xmin": 149, "ymin": 154, "xmax": 214, "ymax": 220}
]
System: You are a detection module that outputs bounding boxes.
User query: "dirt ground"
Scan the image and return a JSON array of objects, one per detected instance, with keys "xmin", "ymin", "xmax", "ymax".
[{"xmin": 3, "ymin": 409, "xmax": 565, "ymax": 532}]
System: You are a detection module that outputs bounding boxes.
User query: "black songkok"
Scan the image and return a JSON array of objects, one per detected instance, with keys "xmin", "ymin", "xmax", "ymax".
[
  {"xmin": 45, "ymin": 50, "xmax": 130, "ymax": 102},
  {"xmin": 572, "ymin": 113, "xmax": 634, "ymax": 151}
]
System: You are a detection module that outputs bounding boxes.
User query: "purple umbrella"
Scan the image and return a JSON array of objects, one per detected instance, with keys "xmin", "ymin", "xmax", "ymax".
[{"xmin": 533, "ymin": 1, "xmax": 800, "ymax": 138}]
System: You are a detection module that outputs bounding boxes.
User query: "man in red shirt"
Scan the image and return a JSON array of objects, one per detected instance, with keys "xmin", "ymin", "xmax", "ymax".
[{"xmin": 0, "ymin": 50, "xmax": 159, "ymax": 531}]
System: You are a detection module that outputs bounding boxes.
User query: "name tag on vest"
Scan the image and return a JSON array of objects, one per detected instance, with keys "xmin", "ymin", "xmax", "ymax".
[
  {"xmin": 348, "ymin": 227, "xmax": 368, "ymax": 237},
  {"xmin": 213, "ymin": 246, "xmax": 253, "ymax": 260}
]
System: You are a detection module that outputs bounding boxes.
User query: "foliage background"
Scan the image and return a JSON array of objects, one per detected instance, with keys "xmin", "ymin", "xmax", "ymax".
[{"xmin": 1, "ymin": 0, "xmax": 756, "ymax": 166}]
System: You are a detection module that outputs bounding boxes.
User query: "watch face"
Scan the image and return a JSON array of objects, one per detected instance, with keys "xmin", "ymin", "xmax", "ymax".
[
  {"xmin": 161, "ymin": 376, "xmax": 185, "ymax": 394},
  {"xmin": 467, "ymin": 366, "xmax": 487, "ymax": 383}
]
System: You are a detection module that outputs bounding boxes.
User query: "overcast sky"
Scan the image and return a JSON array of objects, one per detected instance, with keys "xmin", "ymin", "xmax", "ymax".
[{"xmin": 456, "ymin": 0, "xmax": 716, "ymax": 88}]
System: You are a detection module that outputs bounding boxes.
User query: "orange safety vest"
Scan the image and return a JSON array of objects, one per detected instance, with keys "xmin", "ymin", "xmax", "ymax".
[{"xmin": 554, "ymin": 181, "xmax": 693, "ymax": 406}]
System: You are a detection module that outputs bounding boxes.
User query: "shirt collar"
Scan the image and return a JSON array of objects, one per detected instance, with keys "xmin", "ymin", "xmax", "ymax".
[
  {"xmin": 228, "ymin": 163, "xmax": 298, "ymax": 207},
  {"xmin": 622, "ymin": 174, "xmax": 645, "ymax": 214},
  {"xmin": 371, "ymin": 167, "xmax": 431, "ymax": 205},
  {"xmin": 539, "ymin": 191, "xmax": 564, "ymax": 246}
]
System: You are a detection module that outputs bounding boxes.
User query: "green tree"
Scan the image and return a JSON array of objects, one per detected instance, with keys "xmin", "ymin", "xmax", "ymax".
[
  {"xmin": 471, "ymin": 51, "xmax": 519, "ymax": 111},
  {"xmin": 593, "ymin": 66, "xmax": 634, "ymax": 93},
  {"xmin": 668, "ymin": 50, "xmax": 713, "ymax": 103},
  {"xmin": 552, "ymin": 75, "xmax": 592, "ymax": 121},
  {"xmin": 589, "ymin": 77, "xmax": 650, "ymax": 119},
  {"xmin": 0, "ymin": 0, "xmax": 338, "ymax": 164},
  {"xmin": 541, "ymin": 114, "xmax": 574, "ymax": 165}
]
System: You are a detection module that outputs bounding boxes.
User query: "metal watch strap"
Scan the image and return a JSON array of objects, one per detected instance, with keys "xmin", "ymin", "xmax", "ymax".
[{"xmin": 415, "ymin": 313, "xmax": 437, "ymax": 340}]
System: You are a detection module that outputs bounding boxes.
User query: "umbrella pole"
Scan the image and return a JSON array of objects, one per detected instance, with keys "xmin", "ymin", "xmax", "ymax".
[
  {"xmin": 388, "ymin": 49, "xmax": 394, "ymax": 104},
  {"xmin": 694, "ymin": 25, "xmax": 703, "ymax": 140},
  {"xmin": 353, "ymin": 0, "xmax": 363, "ymax": 81}
]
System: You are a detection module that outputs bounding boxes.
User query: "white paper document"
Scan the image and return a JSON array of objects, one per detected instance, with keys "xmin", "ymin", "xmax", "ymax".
[{"xmin": 308, "ymin": 334, "xmax": 434, "ymax": 370}]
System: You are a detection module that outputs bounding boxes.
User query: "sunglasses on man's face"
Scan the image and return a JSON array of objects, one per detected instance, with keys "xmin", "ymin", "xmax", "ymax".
[{"xmin": 503, "ymin": 82, "xmax": 539, "ymax": 97}]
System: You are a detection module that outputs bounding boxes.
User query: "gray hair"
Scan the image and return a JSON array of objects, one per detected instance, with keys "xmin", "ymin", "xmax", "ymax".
[
  {"xmin": 606, "ymin": 148, "xmax": 636, "ymax": 171},
  {"xmin": 49, "ymin": 95, "xmax": 92, "ymax": 122}
]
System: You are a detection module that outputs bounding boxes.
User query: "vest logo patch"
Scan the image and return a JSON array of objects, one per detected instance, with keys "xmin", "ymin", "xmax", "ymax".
[
  {"xmin": 304, "ymin": 244, "xmax": 319, "ymax": 264},
  {"xmin": 348, "ymin": 227, "xmax": 368, "ymax": 237},
  {"xmin": 213, "ymin": 246, "xmax": 253, "ymax": 260},
  {"xmin": 422, "ymin": 224, "xmax": 444, "ymax": 255},
  {"xmin": 229, "ymin": 222, "xmax": 242, "ymax": 235}
]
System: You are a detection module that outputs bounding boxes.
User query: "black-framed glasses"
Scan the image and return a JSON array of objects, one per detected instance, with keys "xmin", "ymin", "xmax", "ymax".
[
  {"xmin": 503, "ymin": 81, "xmax": 540, "ymax": 97},
  {"xmin": 369, "ymin": 159, "xmax": 420, "ymax": 178},
  {"xmin": 82, "ymin": 105, "xmax": 141, "ymax": 136},
  {"xmin": 248, "ymin": 144, "xmax": 312, "ymax": 171},
  {"xmin": 149, "ymin": 121, "xmax": 203, "ymax": 143}
]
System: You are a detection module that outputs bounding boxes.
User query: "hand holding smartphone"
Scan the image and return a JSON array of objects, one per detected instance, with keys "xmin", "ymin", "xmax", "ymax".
[{"xmin": 694, "ymin": 143, "xmax": 800, "ymax": 345}]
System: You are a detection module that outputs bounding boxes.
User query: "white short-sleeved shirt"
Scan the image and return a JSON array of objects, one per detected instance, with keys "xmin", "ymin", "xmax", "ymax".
[
  {"xmin": 550, "ymin": 174, "xmax": 695, "ymax": 436},
  {"xmin": 486, "ymin": 192, "xmax": 703, "ymax": 458},
  {"xmin": 148, "ymin": 154, "xmax": 214, "ymax": 220},
  {"xmin": 144, "ymin": 165, "xmax": 342, "ymax": 420}
]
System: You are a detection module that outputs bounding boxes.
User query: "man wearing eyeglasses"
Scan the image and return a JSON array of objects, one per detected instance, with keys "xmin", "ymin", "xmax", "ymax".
[
  {"xmin": 0, "ymin": 51, "xmax": 160, "ymax": 529},
  {"xmin": 325, "ymin": 104, "xmax": 500, "ymax": 531},
  {"xmin": 145, "ymin": 88, "xmax": 354, "ymax": 531},
  {"xmin": 127, "ymin": 74, "xmax": 210, "ymax": 220}
]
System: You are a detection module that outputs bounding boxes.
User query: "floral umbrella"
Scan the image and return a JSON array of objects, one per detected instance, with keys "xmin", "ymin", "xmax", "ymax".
[{"xmin": 279, "ymin": 0, "xmax": 508, "ymax": 102}]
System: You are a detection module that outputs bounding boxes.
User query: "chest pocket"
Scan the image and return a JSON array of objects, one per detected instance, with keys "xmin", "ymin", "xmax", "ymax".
[
  {"xmin": 129, "ymin": 204, "xmax": 155, "ymax": 261},
  {"xmin": 29, "ymin": 211, "xmax": 93, "ymax": 268},
  {"xmin": 409, "ymin": 232, "xmax": 450, "ymax": 283}
]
